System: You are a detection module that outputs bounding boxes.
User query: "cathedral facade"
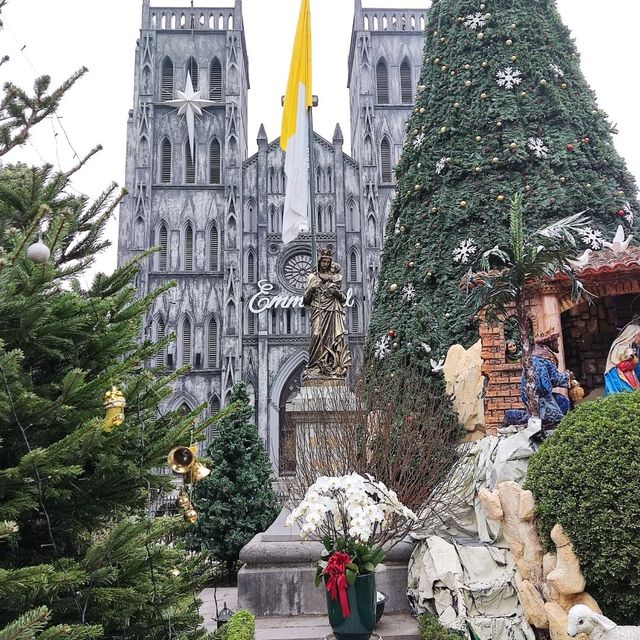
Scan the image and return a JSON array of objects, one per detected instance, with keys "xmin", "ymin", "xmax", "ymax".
[{"xmin": 117, "ymin": 0, "xmax": 425, "ymax": 474}]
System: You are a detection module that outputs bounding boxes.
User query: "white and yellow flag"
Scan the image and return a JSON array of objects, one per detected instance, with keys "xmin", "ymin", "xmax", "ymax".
[{"xmin": 281, "ymin": 0, "xmax": 313, "ymax": 245}]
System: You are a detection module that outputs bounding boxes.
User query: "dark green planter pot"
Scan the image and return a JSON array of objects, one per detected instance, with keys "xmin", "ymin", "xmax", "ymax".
[{"xmin": 326, "ymin": 573, "xmax": 376, "ymax": 640}]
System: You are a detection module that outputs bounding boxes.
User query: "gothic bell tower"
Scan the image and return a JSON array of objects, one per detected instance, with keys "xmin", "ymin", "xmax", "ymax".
[{"xmin": 118, "ymin": 0, "xmax": 250, "ymax": 436}]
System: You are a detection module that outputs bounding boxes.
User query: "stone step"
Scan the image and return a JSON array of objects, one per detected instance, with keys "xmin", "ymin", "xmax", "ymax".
[{"xmin": 255, "ymin": 613, "xmax": 419, "ymax": 640}]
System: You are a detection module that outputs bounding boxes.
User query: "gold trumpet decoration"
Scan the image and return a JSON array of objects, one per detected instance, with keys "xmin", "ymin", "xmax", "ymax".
[
  {"xmin": 103, "ymin": 386, "xmax": 126, "ymax": 432},
  {"xmin": 167, "ymin": 445, "xmax": 211, "ymax": 484}
]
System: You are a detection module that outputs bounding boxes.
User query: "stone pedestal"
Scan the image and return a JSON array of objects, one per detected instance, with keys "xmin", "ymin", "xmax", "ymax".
[
  {"xmin": 237, "ymin": 381, "xmax": 414, "ymax": 617},
  {"xmin": 238, "ymin": 508, "xmax": 414, "ymax": 616}
]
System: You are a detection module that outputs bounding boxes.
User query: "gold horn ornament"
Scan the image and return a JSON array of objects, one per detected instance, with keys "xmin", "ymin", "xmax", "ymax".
[
  {"xmin": 187, "ymin": 462, "xmax": 211, "ymax": 483},
  {"xmin": 103, "ymin": 386, "xmax": 126, "ymax": 432},
  {"xmin": 167, "ymin": 445, "xmax": 197, "ymax": 474}
]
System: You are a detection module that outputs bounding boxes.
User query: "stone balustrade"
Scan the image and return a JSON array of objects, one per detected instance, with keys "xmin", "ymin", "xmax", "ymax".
[{"xmin": 360, "ymin": 9, "xmax": 425, "ymax": 33}]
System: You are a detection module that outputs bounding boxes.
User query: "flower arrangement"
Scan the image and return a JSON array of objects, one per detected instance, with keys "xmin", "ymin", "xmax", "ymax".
[{"xmin": 286, "ymin": 473, "xmax": 418, "ymax": 615}]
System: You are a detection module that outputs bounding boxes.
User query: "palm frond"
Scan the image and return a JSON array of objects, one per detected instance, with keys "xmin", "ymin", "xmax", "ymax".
[{"xmin": 535, "ymin": 210, "xmax": 591, "ymax": 241}]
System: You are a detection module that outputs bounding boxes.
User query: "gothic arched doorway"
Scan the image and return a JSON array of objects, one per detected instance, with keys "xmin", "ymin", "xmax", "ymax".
[{"xmin": 278, "ymin": 361, "xmax": 306, "ymax": 476}]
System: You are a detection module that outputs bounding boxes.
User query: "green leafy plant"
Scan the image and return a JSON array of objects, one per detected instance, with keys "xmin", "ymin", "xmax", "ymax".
[
  {"xmin": 315, "ymin": 538, "xmax": 386, "ymax": 588},
  {"xmin": 418, "ymin": 615, "xmax": 466, "ymax": 640},
  {"xmin": 526, "ymin": 391, "xmax": 640, "ymax": 624},
  {"xmin": 214, "ymin": 611, "xmax": 255, "ymax": 640}
]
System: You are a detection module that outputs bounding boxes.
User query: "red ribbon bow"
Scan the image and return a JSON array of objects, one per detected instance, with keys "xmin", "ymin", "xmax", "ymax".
[{"xmin": 324, "ymin": 551, "xmax": 353, "ymax": 618}]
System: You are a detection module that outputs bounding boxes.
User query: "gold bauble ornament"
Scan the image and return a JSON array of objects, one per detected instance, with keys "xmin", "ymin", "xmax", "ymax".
[
  {"xmin": 419, "ymin": 107, "xmax": 426, "ymax": 114},
  {"xmin": 408, "ymin": 261, "xmax": 416, "ymax": 268},
  {"xmin": 497, "ymin": 194, "xmax": 505, "ymax": 202},
  {"xmin": 539, "ymin": 79, "xmax": 548, "ymax": 87},
  {"xmin": 506, "ymin": 39, "xmax": 513, "ymax": 46},
  {"xmin": 434, "ymin": 57, "xmax": 441, "ymax": 64},
  {"xmin": 184, "ymin": 509, "xmax": 198, "ymax": 524},
  {"xmin": 176, "ymin": 491, "xmax": 192, "ymax": 510},
  {"xmin": 454, "ymin": 102, "xmax": 460, "ymax": 108},
  {"xmin": 103, "ymin": 386, "xmax": 126, "ymax": 433},
  {"xmin": 389, "ymin": 283, "xmax": 399, "ymax": 293},
  {"xmin": 464, "ymin": 64, "xmax": 471, "ymax": 70},
  {"xmin": 481, "ymin": 61, "xmax": 488, "ymax": 68},
  {"xmin": 561, "ymin": 83, "xmax": 568, "ymax": 90},
  {"xmin": 168, "ymin": 568, "xmax": 182, "ymax": 578},
  {"xmin": 431, "ymin": 207, "xmax": 438, "ymax": 213},
  {"xmin": 492, "ymin": 157, "xmax": 499, "ymax": 164},
  {"xmin": 480, "ymin": 93, "xmax": 488, "ymax": 99},
  {"xmin": 521, "ymin": 91, "xmax": 528, "ymax": 97},
  {"xmin": 475, "ymin": 136, "xmax": 482, "ymax": 142},
  {"xmin": 459, "ymin": 201, "xmax": 468, "ymax": 209},
  {"xmin": 439, "ymin": 127, "xmax": 447, "ymax": 134},
  {"xmin": 509, "ymin": 142, "xmax": 518, "ymax": 150},
  {"xmin": 477, "ymin": 32, "xmax": 484, "ymax": 40},
  {"xmin": 465, "ymin": 80, "xmax": 472, "ymax": 87},
  {"xmin": 511, "ymin": 55, "xmax": 517, "ymax": 62}
]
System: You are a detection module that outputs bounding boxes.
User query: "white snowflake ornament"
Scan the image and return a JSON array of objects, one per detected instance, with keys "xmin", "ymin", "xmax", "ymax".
[
  {"xmin": 435, "ymin": 157, "xmax": 447, "ymax": 175},
  {"xmin": 496, "ymin": 67, "xmax": 522, "ymax": 90},
  {"xmin": 579, "ymin": 227, "xmax": 605, "ymax": 250},
  {"xmin": 412, "ymin": 133, "xmax": 426, "ymax": 150},
  {"xmin": 527, "ymin": 137, "xmax": 549, "ymax": 159},
  {"xmin": 464, "ymin": 12, "xmax": 486, "ymax": 30},
  {"xmin": 374, "ymin": 336, "xmax": 392, "ymax": 360},
  {"xmin": 453, "ymin": 239, "xmax": 477, "ymax": 264},
  {"xmin": 549, "ymin": 63, "xmax": 564, "ymax": 79},
  {"xmin": 622, "ymin": 203, "xmax": 635, "ymax": 226},
  {"xmin": 402, "ymin": 283, "xmax": 416, "ymax": 302}
]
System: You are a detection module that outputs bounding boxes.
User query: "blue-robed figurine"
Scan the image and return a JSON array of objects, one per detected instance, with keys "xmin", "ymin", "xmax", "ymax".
[
  {"xmin": 504, "ymin": 329, "xmax": 572, "ymax": 429},
  {"xmin": 604, "ymin": 323, "xmax": 640, "ymax": 395}
]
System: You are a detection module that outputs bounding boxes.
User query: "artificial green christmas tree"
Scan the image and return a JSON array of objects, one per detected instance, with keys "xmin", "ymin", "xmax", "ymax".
[
  {"xmin": 368, "ymin": 0, "xmax": 639, "ymax": 371},
  {"xmin": 0, "ymin": 6, "xmax": 213, "ymax": 638},
  {"xmin": 188, "ymin": 383, "xmax": 278, "ymax": 578}
]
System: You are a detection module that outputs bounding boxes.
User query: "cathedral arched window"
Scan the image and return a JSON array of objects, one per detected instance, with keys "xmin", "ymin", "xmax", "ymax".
[
  {"xmin": 160, "ymin": 138, "xmax": 172, "ymax": 183},
  {"xmin": 327, "ymin": 206, "xmax": 334, "ymax": 232},
  {"xmin": 349, "ymin": 249, "xmax": 359, "ymax": 282},
  {"xmin": 209, "ymin": 223, "xmax": 220, "ymax": 271},
  {"xmin": 209, "ymin": 139, "xmax": 221, "ymax": 184},
  {"xmin": 185, "ymin": 141, "xmax": 196, "ymax": 184},
  {"xmin": 316, "ymin": 205, "xmax": 324, "ymax": 233},
  {"xmin": 158, "ymin": 222, "xmax": 168, "ymax": 271},
  {"xmin": 347, "ymin": 198, "xmax": 359, "ymax": 232},
  {"xmin": 268, "ymin": 168, "xmax": 276, "ymax": 193},
  {"xmin": 134, "ymin": 216, "xmax": 145, "ymax": 249},
  {"xmin": 327, "ymin": 168, "xmax": 333, "ymax": 193},
  {"xmin": 363, "ymin": 135, "xmax": 373, "ymax": 165},
  {"xmin": 246, "ymin": 249, "xmax": 256, "ymax": 283},
  {"xmin": 246, "ymin": 306, "xmax": 256, "ymax": 335},
  {"xmin": 209, "ymin": 57, "xmax": 223, "ymax": 101},
  {"xmin": 184, "ymin": 223, "xmax": 194, "ymax": 271},
  {"xmin": 208, "ymin": 316, "xmax": 219, "ymax": 368},
  {"xmin": 400, "ymin": 58, "xmax": 413, "ymax": 104},
  {"xmin": 155, "ymin": 316, "xmax": 166, "ymax": 367},
  {"xmin": 367, "ymin": 214, "xmax": 377, "ymax": 247},
  {"xmin": 180, "ymin": 316, "xmax": 192, "ymax": 366},
  {"xmin": 350, "ymin": 302, "xmax": 361, "ymax": 334},
  {"xmin": 226, "ymin": 301, "xmax": 236, "ymax": 335},
  {"xmin": 380, "ymin": 137, "xmax": 393, "ymax": 183},
  {"xmin": 187, "ymin": 56, "xmax": 199, "ymax": 90},
  {"xmin": 161, "ymin": 57, "xmax": 174, "ymax": 100},
  {"xmin": 208, "ymin": 394, "xmax": 221, "ymax": 441},
  {"xmin": 269, "ymin": 204, "xmax": 277, "ymax": 233},
  {"xmin": 376, "ymin": 59, "xmax": 389, "ymax": 104}
]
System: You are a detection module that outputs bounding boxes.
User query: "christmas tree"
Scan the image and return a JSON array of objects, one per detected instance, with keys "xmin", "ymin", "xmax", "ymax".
[
  {"xmin": 188, "ymin": 383, "xmax": 278, "ymax": 579},
  {"xmin": 0, "ymin": 6, "xmax": 213, "ymax": 638},
  {"xmin": 368, "ymin": 0, "xmax": 639, "ymax": 370}
]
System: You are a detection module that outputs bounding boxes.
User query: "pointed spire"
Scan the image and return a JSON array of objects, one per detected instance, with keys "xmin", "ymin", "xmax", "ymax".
[
  {"xmin": 257, "ymin": 124, "xmax": 268, "ymax": 145},
  {"xmin": 354, "ymin": 0, "xmax": 363, "ymax": 25},
  {"xmin": 333, "ymin": 123, "xmax": 344, "ymax": 145},
  {"xmin": 141, "ymin": 0, "xmax": 150, "ymax": 29},
  {"xmin": 234, "ymin": 0, "xmax": 244, "ymax": 29}
]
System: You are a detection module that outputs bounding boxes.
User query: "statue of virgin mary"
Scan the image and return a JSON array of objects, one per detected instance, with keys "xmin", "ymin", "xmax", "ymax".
[{"xmin": 604, "ymin": 322, "xmax": 640, "ymax": 395}]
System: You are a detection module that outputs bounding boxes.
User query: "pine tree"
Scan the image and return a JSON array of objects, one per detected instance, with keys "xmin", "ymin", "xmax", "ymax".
[
  {"xmin": 368, "ymin": 0, "xmax": 639, "ymax": 371},
  {"xmin": 188, "ymin": 383, "xmax": 278, "ymax": 578},
  {"xmin": 0, "ymin": 6, "xmax": 213, "ymax": 639}
]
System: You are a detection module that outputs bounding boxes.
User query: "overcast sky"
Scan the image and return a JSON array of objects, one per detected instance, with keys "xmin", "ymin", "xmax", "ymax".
[{"xmin": 2, "ymin": 0, "xmax": 639, "ymax": 280}]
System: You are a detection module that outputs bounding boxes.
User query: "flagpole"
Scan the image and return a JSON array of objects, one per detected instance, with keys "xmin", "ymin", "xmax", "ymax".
[{"xmin": 307, "ymin": 101, "xmax": 318, "ymax": 266}]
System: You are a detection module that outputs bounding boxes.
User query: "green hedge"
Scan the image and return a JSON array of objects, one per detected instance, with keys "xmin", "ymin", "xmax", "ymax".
[
  {"xmin": 214, "ymin": 610, "xmax": 255, "ymax": 640},
  {"xmin": 418, "ymin": 615, "xmax": 465, "ymax": 640},
  {"xmin": 526, "ymin": 391, "xmax": 640, "ymax": 624}
]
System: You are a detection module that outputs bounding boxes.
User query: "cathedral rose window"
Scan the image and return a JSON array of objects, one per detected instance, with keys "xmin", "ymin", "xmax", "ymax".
[{"xmin": 283, "ymin": 253, "xmax": 312, "ymax": 291}]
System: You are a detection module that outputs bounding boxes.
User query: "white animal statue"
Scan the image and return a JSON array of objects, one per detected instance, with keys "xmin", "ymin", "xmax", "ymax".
[
  {"xmin": 602, "ymin": 225, "xmax": 633, "ymax": 254},
  {"xmin": 568, "ymin": 604, "xmax": 640, "ymax": 639}
]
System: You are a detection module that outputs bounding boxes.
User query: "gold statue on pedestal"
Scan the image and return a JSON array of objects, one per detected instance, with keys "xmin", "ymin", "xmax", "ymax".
[{"xmin": 302, "ymin": 247, "xmax": 351, "ymax": 383}]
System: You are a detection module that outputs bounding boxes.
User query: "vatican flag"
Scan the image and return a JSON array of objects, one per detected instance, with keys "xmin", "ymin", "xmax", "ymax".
[{"xmin": 281, "ymin": 0, "xmax": 313, "ymax": 245}]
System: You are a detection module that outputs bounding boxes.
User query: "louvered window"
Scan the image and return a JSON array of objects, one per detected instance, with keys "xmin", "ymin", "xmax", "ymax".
[
  {"xmin": 327, "ymin": 206, "xmax": 334, "ymax": 232},
  {"xmin": 184, "ymin": 224, "xmax": 193, "ymax": 271},
  {"xmin": 159, "ymin": 224, "xmax": 168, "ymax": 271},
  {"xmin": 156, "ymin": 318, "xmax": 166, "ymax": 367},
  {"xmin": 181, "ymin": 318, "xmax": 192, "ymax": 366},
  {"xmin": 349, "ymin": 251, "xmax": 358, "ymax": 282},
  {"xmin": 209, "ymin": 224, "xmax": 219, "ymax": 270},
  {"xmin": 209, "ymin": 139, "xmax": 221, "ymax": 184},
  {"xmin": 247, "ymin": 250, "xmax": 256, "ymax": 283},
  {"xmin": 269, "ymin": 206, "xmax": 276, "ymax": 233},
  {"xmin": 247, "ymin": 311, "xmax": 256, "ymax": 335},
  {"xmin": 161, "ymin": 139, "xmax": 171, "ymax": 183},
  {"xmin": 351, "ymin": 305, "xmax": 360, "ymax": 333},
  {"xmin": 376, "ymin": 60, "xmax": 389, "ymax": 104},
  {"xmin": 209, "ymin": 58, "xmax": 223, "ymax": 101},
  {"xmin": 208, "ymin": 317, "xmax": 218, "ymax": 367},
  {"xmin": 316, "ymin": 206, "xmax": 323, "ymax": 233},
  {"xmin": 161, "ymin": 57, "xmax": 174, "ymax": 100},
  {"xmin": 380, "ymin": 137, "xmax": 393, "ymax": 183},
  {"xmin": 400, "ymin": 59, "xmax": 413, "ymax": 104},
  {"xmin": 187, "ymin": 57, "xmax": 198, "ymax": 90},
  {"xmin": 185, "ymin": 141, "xmax": 196, "ymax": 184}
]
